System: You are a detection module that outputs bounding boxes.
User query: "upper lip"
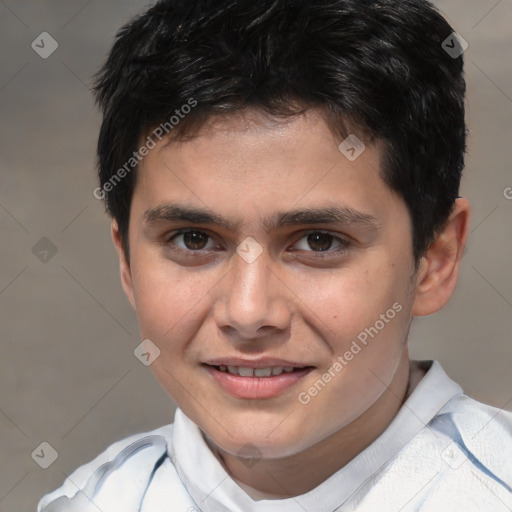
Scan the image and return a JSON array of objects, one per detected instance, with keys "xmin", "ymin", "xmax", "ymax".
[{"xmin": 203, "ymin": 358, "xmax": 313, "ymax": 368}]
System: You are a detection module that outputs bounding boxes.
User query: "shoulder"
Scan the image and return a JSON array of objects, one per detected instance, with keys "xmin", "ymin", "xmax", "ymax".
[
  {"xmin": 429, "ymin": 394, "xmax": 512, "ymax": 491},
  {"xmin": 412, "ymin": 360, "xmax": 512, "ymax": 478},
  {"xmin": 352, "ymin": 393, "xmax": 512, "ymax": 510},
  {"xmin": 433, "ymin": 393, "xmax": 512, "ymax": 453},
  {"xmin": 37, "ymin": 424, "xmax": 173, "ymax": 512}
]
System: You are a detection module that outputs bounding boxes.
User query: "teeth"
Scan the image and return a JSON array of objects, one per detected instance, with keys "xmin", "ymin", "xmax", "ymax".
[
  {"xmin": 238, "ymin": 367, "xmax": 254, "ymax": 377},
  {"xmin": 217, "ymin": 365, "xmax": 294, "ymax": 377},
  {"xmin": 227, "ymin": 366, "xmax": 239, "ymax": 375},
  {"xmin": 254, "ymin": 367, "xmax": 272, "ymax": 377}
]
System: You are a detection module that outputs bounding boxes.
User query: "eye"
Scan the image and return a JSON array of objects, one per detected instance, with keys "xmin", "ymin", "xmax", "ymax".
[
  {"xmin": 167, "ymin": 229, "xmax": 218, "ymax": 251},
  {"xmin": 292, "ymin": 231, "xmax": 349, "ymax": 255}
]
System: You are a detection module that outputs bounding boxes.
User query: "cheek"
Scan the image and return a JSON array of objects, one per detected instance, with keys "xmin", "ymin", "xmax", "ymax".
[
  {"xmin": 130, "ymin": 256, "xmax": 209, "ymax": 343},
  {"xmin": 129, "ymin": 263, "xmax": 211, "ymax": 398},
  {"xmin": 293, "ymin": 263, "xmax": 402, "ymax": 343}
]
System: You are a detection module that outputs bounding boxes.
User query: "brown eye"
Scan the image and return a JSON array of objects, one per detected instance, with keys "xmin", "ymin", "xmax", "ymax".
[
  {"xmin": 169, "ymin": 230, "xmax": 214, "ymax": 251},
  {"xmin": 306, "ymin": 232, "xmax": 335, "ymax": 251},
  {"xmin": 183, "ymin": 231, "xmax": 208, "ymax": 250},
  {"xmin": 292, "ymin": 231, "xmax": 349, "ymax": 256}
]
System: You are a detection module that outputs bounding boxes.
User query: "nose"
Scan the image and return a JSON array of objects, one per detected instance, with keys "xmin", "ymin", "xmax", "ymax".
[{"xmin": 213, "ymin": 246, "xmax": 292, "ymax": 340}]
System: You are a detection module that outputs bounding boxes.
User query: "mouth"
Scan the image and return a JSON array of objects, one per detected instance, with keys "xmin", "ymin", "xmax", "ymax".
[
  {"xmin": 206, "ymin": 364, "xmax": 308, "ymax": 377},
  {"xmin": 202, "ymin": 361, "xmax": 315, "ymax": 399}
]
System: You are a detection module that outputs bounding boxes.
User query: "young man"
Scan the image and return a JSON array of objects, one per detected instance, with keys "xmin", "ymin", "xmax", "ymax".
[{"xmin": 38, "ymin": 0, "xmax": 512, "ymax": 510}]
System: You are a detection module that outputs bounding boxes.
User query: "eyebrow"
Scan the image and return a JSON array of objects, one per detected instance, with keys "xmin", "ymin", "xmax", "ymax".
[{"xmin": 143, "ymin": 204, "xmax": 379, "ymax": 233}]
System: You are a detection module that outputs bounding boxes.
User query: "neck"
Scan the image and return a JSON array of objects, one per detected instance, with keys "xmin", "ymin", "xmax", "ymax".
[{"xmin": 209, "ymin": 353, "xmax": 425, "ymax": 498}]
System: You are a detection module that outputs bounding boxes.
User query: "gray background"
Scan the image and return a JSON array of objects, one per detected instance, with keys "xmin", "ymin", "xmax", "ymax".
[{"xmin": 0, "ymin": 1, "xmax": 511, "ymax": 510}]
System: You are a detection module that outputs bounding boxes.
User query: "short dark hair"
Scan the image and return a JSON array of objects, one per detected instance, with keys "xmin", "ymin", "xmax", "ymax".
[{"xmin": 93, "ymin": 0, "xmax": 466, "ymax": 264}]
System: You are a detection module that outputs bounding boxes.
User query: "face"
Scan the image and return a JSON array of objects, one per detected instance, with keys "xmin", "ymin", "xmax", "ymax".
[{"xmin": 117, "ymin": 109, "xmax": 419, "ymax": 458}]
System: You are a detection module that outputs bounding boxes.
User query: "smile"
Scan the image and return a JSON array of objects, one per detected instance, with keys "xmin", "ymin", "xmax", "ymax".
[
  {"xmin": 203, "ymin": 363, "xmax": 314, "ymax": 399},
  {"xmin": 213, "ymin": 365, "xmax": 303, "ymax": 377}
]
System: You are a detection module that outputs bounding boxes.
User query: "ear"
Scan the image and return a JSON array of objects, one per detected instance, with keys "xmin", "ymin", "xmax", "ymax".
[
  {"xmin": 111, "ymin": 220, "xmax": 136, "ymax": 310},
  {"xmin": 412, "ymin": 198, "xmax": 470, "ymax": 316}
]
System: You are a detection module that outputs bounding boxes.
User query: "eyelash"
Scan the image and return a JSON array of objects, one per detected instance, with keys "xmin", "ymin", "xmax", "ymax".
[{"xmin": 163, "ymin": 229, "xmax": 350, "ymax": 258}]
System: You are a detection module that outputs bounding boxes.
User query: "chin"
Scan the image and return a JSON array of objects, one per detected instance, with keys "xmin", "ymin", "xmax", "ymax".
[{"xmin": 209, "ymin": 425, "xmax": 313, "ymax": 460}]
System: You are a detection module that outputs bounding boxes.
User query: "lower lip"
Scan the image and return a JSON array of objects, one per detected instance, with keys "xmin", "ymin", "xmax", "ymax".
[{"xmin": 204, "ymin": 365, "xmax": 313, "ymax": 399}]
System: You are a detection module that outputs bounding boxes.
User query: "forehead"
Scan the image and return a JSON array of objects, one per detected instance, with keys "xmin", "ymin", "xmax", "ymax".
[
  {"xmin": 154, "ymin": 109, "xmax": 374, "ymax": 181},
  {"xmin": 133, "ymin": 109, "xmax": 405, "ymax": 232}
]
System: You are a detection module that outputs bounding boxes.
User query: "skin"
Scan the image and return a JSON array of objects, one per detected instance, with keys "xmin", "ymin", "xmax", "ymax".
[{"xmin": 111, "ymin": 108, "xmax": 470, "ymax": 498}]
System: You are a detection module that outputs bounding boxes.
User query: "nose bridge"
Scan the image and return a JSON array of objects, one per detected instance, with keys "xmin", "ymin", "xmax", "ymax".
[
  {"xmin": 234, "ymin": 248, "xmax": 268, "ymax": 297},
  {"xmin": 217, "ymin": 244, "xmax": 289, "ymax": 337}
]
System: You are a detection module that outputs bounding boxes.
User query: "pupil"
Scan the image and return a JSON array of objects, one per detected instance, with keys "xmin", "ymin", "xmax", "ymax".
[
  {"xmin": 308, "ymin": 232, "xmax": 332, "ymax": 251},
  {"xmin": 184, "ymin": 231, "xmax": 207, "ymax": 250}
]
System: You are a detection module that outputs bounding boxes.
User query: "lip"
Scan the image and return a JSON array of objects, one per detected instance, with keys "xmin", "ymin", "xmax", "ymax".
[{"xmin": 203, "ymin": 363, "xmax": 314, "ymax": 399}]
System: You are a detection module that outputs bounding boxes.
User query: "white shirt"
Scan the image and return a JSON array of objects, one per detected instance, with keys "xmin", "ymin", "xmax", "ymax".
[{"xmin": 38, "ymin": 360, "xmax": 512, "ymax": 511}]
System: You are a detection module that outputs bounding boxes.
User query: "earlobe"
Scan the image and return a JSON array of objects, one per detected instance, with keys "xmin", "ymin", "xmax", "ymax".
[
  {"xmin": 412, "ymin": 198, "xmax": 470, "ymax": 316},
  {"xmin": 111, "ymin": 220, "xmax": 136, "ymax": 310}
]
